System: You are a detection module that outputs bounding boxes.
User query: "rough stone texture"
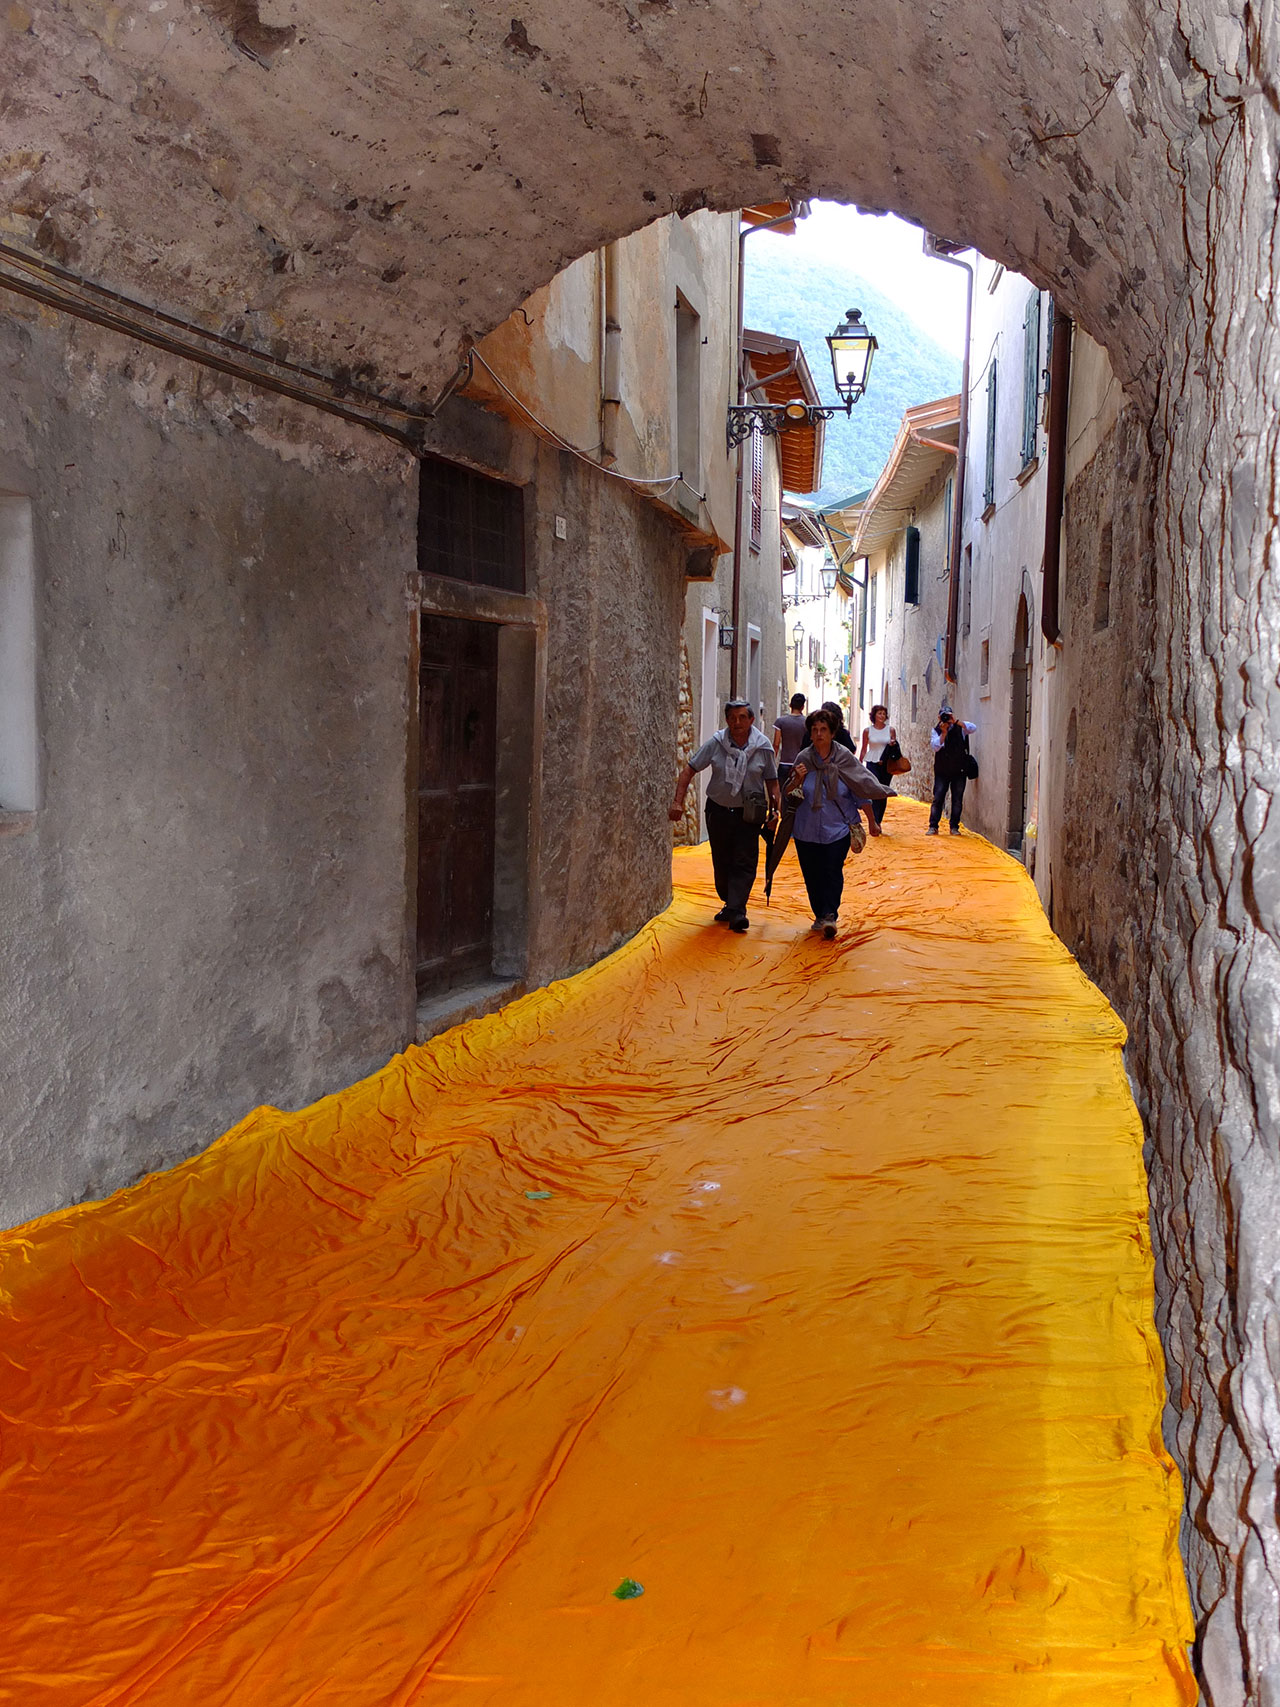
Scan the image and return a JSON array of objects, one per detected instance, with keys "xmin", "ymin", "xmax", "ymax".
[
  {"xmin": 1142, "ymin": 38, "xmax": 1280, "ymax": 1700},
  {"xmin": 4, "ymin": 0, "xmax": 1280, "ymax": 1696},
  {"xmin": 1051, "ymin": 405, "xmax": 1162, "ymax": 1076},
  {"xmin": 0, "ymin": 0, "xmax": 1195, "ymax": 411},
  {"xmin": 673, "ymin": 639, "xmax": 700, "ymax": 847}
]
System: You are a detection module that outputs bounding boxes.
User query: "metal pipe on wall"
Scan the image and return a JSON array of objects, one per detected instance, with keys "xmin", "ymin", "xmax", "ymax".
[
  {"xmin": 922, "ymin": 236, "xmax": 975, "ymax": 683},
  {"xmin": 1040, "ymin": 306, "xmax": 1073, "ymax": 645},
  {"xmin": 601, "ymin": 242, "xmax": 622, "ymax": 466}
]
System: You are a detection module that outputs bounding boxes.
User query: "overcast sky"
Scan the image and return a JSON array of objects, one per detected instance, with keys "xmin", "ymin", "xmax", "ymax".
[{"xmin": 751, "ymin": 202, "xmax": 971, "ymax": 361}]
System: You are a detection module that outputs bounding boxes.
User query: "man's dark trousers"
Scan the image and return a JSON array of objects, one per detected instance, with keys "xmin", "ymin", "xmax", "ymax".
[
  {"xmin": 704, "ymin": 798, "xmax": 761, "ymax": 920},
  {"xmin": 929, "ymin": 772, "xmax": 967, "ymax": 830}
]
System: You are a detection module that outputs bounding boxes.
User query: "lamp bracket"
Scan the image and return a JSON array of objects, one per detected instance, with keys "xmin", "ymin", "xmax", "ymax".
[{"xmin": 726, "ymin": 399, "xmax": 853, "ymax": 451}]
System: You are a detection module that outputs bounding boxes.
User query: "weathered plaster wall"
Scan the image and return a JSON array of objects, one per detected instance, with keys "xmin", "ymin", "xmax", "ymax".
[{"xmin": 0, "ymin": 306, "xmax": 418, "ymax": 1227}]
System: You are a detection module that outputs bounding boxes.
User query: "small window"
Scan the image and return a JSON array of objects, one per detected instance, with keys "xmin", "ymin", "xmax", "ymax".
[
  {"xmin": 983, "ymin": 360, "xmax": 998, "ymax": 512},
  {"xmin": 980, "ymin": 637, "xmax": 990, "ymax": 687},
  {"xmin": 962, "ymin": 545, "xmax": 973, "ymax": 636},
  {"xmin": 0, "ymin": 495, "xmax": 38, "ymax": 814},
  {"xmin": 418, "ymin": 455, "xmax": 525, "ymax": 593},
  {"xmin": 1021, "ymin": 292, "xmax": 1041, "ymax": 467},
  {"xmin": 675, "ymin": 293, "xmax": 702, "ymax": 496},
  {"xmin": 911, "ymin": 682, "xmax": 918, "ymax": 722}
]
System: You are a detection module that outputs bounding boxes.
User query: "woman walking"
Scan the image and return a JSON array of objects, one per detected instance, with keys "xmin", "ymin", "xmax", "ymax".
[
  {"xmin": 789, "ymin": 708, "xmax": 892, "ymax": 939},
  {"xmin": 859, "ymin": 704, "xmax": 897, "ymax": 828}
]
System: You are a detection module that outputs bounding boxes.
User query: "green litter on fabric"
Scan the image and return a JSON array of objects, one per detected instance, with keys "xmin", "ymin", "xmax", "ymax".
[
  {"xmin": 612, "ymin": 1578, "xmax": 644, "ymax": 1600},
  {"xmin": 524, "ymin": 1190, "xmax": 553, "ymax": 1200}
]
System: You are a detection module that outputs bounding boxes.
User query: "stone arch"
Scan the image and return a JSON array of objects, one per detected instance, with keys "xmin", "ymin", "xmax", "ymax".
[
  {"xmin": 5, "ymin": 3, "xmax": 1278, "ymax": 1702},
  {"xmin": 6, "ymin": 0, "xmax": 1205, "ymax": 409}
]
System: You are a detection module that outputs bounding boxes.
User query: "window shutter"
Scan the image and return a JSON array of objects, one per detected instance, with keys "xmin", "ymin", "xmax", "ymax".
[
  {"xmin": 749, "ymin": 427, "xmax": 763, "ymax": 546},
  {"xmin": 1021, "ymin": 292, "xmax": 1041, "ymax": 466},
  {"xmin": 904, "ymin": 526, "xmax": 921, "ymax": 605},
  {"xmin": 983, "ymin": 360, "xmax": 998, "ymax": 511}
]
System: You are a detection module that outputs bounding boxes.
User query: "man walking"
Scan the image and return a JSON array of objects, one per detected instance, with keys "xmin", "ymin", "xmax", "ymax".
[
  {"xmin": 772, "ymin": 693, "xmax": 807, "ymax": 789},
  {"xmin": 927, "ymin": 705, "xmax": 978, "ymax": 835},
  {"xmin": 670, "ymin": 700, "xmax": 780, "ymax": 932}
]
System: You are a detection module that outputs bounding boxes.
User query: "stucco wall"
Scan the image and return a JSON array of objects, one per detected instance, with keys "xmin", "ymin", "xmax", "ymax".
[
  {"xmin": 0, "ymin": 307, "xmax": 418, "ymax": 1228},
  {"xmin": 1, "ymin": 318, "xmax": 687, "ymax": 1229}
]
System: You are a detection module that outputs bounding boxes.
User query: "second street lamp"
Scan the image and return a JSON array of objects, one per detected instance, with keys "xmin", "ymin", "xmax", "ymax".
[{"xmin": 727, "ymin": 308, "xmax": 878, "ymax": 449}]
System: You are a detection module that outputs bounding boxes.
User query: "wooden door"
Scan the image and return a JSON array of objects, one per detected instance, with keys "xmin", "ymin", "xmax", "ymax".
[{"xmin": 416, "ymin": 615, "xmax": 499, "ymax": 994}]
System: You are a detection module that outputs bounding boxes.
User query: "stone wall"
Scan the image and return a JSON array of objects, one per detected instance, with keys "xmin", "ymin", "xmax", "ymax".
[
  {"xmin": 0, "ymin": 306, "xmax": 418, "ymax": 1227},
  {"xmin": 0, "ymin": 318, "xmax": 686, "ymax": 1228},
  {"xmin": 1140, "ymin": 45, "xmax": 1280, "ymax": 1700}
]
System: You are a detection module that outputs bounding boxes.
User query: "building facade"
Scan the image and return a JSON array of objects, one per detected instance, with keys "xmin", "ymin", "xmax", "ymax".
[{"xmin": 0, "ymin": 207, "xmax": 750, "ymax": 1227}]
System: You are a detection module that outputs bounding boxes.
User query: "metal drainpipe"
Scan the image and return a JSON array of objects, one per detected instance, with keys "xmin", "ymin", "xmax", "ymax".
[
  {"xmin": 600, "ymin": 242, "xmax": 622, "ymax": 466},
  {"xmin": 923, "ymin": 237, "xmax": 975, "ymax": 683},
  {"xmin": 730, "ymin": 206, "xmax": 806, "ymax": 697},
  {"xmin": 1040, "ymin": 306, "xmax": 1073, "ymax": 645}
]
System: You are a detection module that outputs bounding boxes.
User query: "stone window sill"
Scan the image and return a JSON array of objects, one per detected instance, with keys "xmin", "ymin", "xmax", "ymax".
[
  {"xmin": 981, "ymin": 502, "xmax": 995, "ymax": 523},
  {"xmin": 0, "ymin": 810, "xmax": 38, "ymax": 838},
  {"xmin": 1016, "ymin": 456, "xmax": 1040, "ymax": 486}
]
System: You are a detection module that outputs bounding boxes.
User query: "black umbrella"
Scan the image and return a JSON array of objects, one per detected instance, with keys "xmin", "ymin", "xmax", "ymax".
[{"xmin": 763, "ymin": 787, "xmax": 801, "ymax": 903}]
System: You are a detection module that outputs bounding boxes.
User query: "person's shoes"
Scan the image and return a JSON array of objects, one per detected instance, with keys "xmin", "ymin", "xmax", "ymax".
[
  {"xmin": 729, "ymin": 916, "xmax": 750, "ymax": 933},
  {"xmin": 822, "ymin": 917, "xmax": 838, "ymax": 940},
  {"xmin": 809, "ymin": 918, "xmax": 823, "ymax": 932},
  {"xmin": 713, "ymin": 908, "xmax": 730, "ymax": 922},
  {"xmin": 926, "ymin": 825, "xmax": 939, "ymax": 836},
  {"xmin": 869, "ymin": 822, "xmax": 882, "ymax": 836},
  {"xmin": 949, "ymin": 826, "xmax": 961, "ymax": 836}
]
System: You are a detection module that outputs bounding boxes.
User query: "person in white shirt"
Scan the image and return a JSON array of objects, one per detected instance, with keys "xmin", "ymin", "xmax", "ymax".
[
  {"xmin": 927, "ymin": 705, "xmax": 978, "ymax": 835},
  {"xmin": 858, "ymin": 704, "xmax": 898, "ymax": 829}
]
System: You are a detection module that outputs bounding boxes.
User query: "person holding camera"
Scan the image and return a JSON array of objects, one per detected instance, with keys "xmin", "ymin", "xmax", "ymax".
[
  {"xmin": 669, "ymin": 699, "xmax": 780, "ymax": 933},
  {"xmin": 927, "ymin": 704, "xmax": 978, "ymax": 835}
]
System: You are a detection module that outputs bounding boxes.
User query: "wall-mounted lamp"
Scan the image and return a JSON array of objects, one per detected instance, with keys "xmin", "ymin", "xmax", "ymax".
[{"xmin": 728, "ymin": 309, "xmax": 878, "ymax": 450}]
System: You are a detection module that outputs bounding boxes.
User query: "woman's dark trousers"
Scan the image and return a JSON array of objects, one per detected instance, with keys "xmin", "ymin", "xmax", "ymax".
[
  {"xmin": 929, "ymin": 772, "xmax": 967, "ymax": 830},
  {"xmin": 795, "ymin": 834, "xmax": 851, "ymax": 920},
  {"xmin": 704, "ymin": 798, "xmax": 761, "ymax": 921},
  {"xmin": 868, "ymin": 760, "xmax": 891, "ymax": 825}
]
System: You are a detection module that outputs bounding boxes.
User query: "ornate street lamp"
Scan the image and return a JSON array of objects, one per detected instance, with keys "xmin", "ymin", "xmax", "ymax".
[
  {"xmin": 826, "ymin": 308, "xmax": 877, "ymax": 408},
  {"xmin": 783, "ymin": 556, "xmax": 840, "ymax": 612},
  {"xmin": 728, "ymin": 309, "xmax": 877, "ymax": 448}
]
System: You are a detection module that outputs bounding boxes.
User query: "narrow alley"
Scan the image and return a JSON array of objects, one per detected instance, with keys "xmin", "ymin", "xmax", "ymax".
[{"xmin": 0, "ymin": 811, "xmax": 1194, "ymax": 1705}]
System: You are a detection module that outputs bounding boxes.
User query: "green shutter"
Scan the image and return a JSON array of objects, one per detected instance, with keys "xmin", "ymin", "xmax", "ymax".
[
  {"xmin": 1021, "ymin": 292, "xmax": 1041, "ymax": 467},
  {"xmin": 983, "ymin": 360, "xmax": 998, "ymax": 510}
]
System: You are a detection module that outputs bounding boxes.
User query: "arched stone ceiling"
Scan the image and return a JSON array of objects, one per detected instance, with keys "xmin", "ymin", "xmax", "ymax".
[{"xmin": 3, "ymin": 0, "xmax": 1216, "ymax": 410}]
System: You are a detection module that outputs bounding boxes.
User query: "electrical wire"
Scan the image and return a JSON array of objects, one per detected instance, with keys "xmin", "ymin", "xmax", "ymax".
[
  {"xmin": 0, "ymin": 241, "xmax": 468, "ymax": 450},
  {"xmin": 465, "ymin": 347, "xmax": 699, "ymax": 498}
]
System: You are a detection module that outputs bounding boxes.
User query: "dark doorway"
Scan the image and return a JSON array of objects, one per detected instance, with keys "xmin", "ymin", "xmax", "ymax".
[
  {"xmin": 417, "ymin": 614, "xmax": 499, "ymax": 995},
  {"xmin": 1008, "ymin": 592, "xmax": 1032, "ymax": 854}
]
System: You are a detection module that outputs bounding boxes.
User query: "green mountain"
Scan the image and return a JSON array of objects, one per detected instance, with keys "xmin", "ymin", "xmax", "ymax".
[{"xmin": 743, "ymin": 247, "xmax": 961, "ymax": 506}]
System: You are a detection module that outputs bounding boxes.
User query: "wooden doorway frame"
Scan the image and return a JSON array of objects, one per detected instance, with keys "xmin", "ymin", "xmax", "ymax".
[{"xmin": 404, "ymin": 571, "xmax": 548, "ymax": 1015}]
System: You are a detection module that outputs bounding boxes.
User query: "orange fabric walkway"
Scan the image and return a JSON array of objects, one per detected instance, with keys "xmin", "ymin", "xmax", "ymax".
[{"xmin": 0, "ymin": 807, "xmax": 1194, "ymax": 1705}]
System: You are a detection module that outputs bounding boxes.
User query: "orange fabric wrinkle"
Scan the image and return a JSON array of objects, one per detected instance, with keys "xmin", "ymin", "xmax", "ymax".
[{"xmin": 0, "ymin": 805, "xmax": 1194, "ymax": 1704}]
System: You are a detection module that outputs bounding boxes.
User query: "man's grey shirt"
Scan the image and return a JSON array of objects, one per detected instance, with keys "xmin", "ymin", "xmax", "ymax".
[{"xmin": 687, "ymin": 727, "xmax": 778, "ymax": 809}]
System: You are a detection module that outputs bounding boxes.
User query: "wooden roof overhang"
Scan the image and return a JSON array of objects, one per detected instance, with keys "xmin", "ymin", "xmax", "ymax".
[
  {"xmin": 742, "ymin": 328, "xmax": 825, "ymax": 496},
  {"xmin": 853, "ymin": 396, "xmax": 961, "ymax": 557}
]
